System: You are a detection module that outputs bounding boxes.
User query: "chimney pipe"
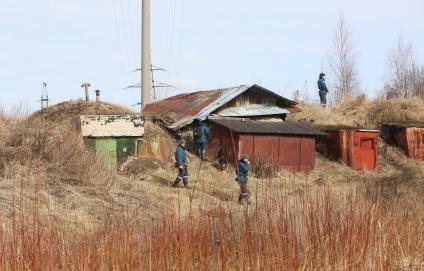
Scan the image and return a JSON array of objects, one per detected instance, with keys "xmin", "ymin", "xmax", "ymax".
[
  {"xmin": 81, "ymin": 82, "xmax": 91, "ymax": 102},
  {"xmin": 95, "ymin": 90, "xmax": 100, "ymax": 107}
]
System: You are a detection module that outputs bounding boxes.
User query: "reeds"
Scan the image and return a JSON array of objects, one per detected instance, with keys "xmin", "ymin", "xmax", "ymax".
[{"xmin": 0, "ymin": 181, "xmax": 423, "ymax": 270}]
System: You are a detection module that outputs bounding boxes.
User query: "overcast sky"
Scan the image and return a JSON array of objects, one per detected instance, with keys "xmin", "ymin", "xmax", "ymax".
[{"xmin": 1, "ymin": 0, "xmax": 423, "ymax": 112}]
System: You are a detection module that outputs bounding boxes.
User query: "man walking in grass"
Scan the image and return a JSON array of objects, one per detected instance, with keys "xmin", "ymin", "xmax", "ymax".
[
  {"xmin": 173, "ymin": 139, "xmax": 189, "ymax": 188},
  {"xmin": 317, "ymin": 73, "xmax": 329, "ymax": 108},
  {"xmin": 192, "ymin": 119, "xmax": 210, "ymax": 160},
  {"xmin": 236, "ymin": 154, "xmax": 251, "ymax": 204}
]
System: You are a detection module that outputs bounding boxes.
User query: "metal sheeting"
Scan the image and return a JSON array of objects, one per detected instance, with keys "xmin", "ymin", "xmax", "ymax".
[
  {"xmin": 325, "ymin": 130, "xmax": 379, "ymax": 170},
  {"xmin": 384, "ymin": 124, "xmax": 424, "ymax": 160},
  {"xmin": 80, "ymin": 115, "xmax": 144, "ymax": 137},
  {"xmin": 207, "ymin": 124, "xmax": 317, "ymax": 173},
  {"xmin": 209, "ymin": 118, "xmax": 327, "ymax": 136},
  {"xmin": 217, "ymin": 105, "xmax": 291, "ymax": 117},
  {"xmin": 143, "ymin": 84, "xmax": 299, "ymax": 131}
]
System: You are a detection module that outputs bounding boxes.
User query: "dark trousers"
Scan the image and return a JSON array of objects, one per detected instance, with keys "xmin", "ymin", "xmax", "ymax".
[
  {"xmin": 173, "ymin": 167, "xmax": 189, "ymax": 187},
  {"xmin": 196, "ymin": 142, "xmax": 207, "ymax": 159},
  {"xmin": 238, "ymin": 181, "xmax": 249, "ymax": 203},
  {"xmin": 319, "ymin": 93, "xmax": 327, "ymax": 106}
]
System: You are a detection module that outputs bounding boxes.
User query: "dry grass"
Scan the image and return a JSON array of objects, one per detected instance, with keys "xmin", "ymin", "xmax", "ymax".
[
  {"xmin": 291, "ymin": 97, "xmax": 424, "ymax": 128},
  {"xmin": 0, "ymin": 98, "xmax": 424, "ymax": 269},
  {"xmin": 0, "ymin": 180, "xmax": 423, "ymax": 270}
]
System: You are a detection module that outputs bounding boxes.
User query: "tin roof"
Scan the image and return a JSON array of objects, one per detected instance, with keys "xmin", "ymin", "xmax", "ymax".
[
  {"xmin": 143, "ymin": 84, "xmax": 298, "ymax": 130},
  {"xmin": 80, "ymin": 115, "xmax": 144, "ymax": 137},
  {"xmin": 209, "ymin": 118, "xmax": 327, "ymax": 136}
]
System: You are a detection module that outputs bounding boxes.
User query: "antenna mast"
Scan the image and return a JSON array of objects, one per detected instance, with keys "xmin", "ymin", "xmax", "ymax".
[{"xmin": 40, "ymin": 82, "xmax": 49, "ymax": 109}]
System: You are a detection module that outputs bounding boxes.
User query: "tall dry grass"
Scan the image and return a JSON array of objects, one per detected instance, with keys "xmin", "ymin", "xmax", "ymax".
[{"xmin": 0, "ymin": 180, "xmax": 423, "ymax": 270}]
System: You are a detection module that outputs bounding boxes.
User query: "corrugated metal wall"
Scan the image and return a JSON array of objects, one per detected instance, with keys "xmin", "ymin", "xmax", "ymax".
[
  {"xmin": 393, "ymin": 127, "xmax": 424, "ymax": 160},
  {"xmin": 238, "ymin": 135, "xmax": 316, "ymax": 172},
  {"xmin": 208, "ymin": 124, "xmax": 317, "ymax": 173},
  {"xmin": 325, "ymin": 130, "xmax": 379, "ymax": 170}
]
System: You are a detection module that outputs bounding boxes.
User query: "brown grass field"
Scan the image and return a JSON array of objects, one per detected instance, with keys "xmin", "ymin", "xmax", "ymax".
[{"xmin": 0, "ymin": 98, "xmax": 424, "ymax": 270}]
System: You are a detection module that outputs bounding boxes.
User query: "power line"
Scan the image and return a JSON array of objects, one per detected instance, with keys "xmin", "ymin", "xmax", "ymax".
[
  {"xmin": 168, "ymin": 0, "xmax": 178, "ymax": 70},
  {"xmin": 119, "ymin": 0, "xmax": 132, "ymax": 71},
  {"xmin": 112, "ymin": 0, "xmax": 127, "ymax": 78},
  {"xmin": 176, "ymin": 0, "xmax": 187, "ymax": 73}
]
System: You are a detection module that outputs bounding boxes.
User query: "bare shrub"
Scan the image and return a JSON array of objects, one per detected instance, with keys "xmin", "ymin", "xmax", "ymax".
[
  {"xmin": 1, "ymin": 185, "xmax": 424, "ymax": 270},
  {"xmin": 384, "ymin": 35, "xmax": 424, "ymax": 99},
  {"xmin": 328, "ymin": 15, "xmax": 361, "ymax": 103}
]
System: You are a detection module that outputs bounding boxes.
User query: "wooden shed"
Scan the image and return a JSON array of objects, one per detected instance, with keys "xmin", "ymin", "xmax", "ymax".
[
  {"xmin": 80, "ymin": 115, "xmax": 144, "ymax": 170},
  {"xmin": 382, "ymin": 124, "xmax": 424, "ymax": 160},
  {"xmin": 207, "ymin": 118, "xmax": 326, "ymax": 173},
  {"xmin": 323, "ymin": 129, "xmax": 379, "ymax": 170}
]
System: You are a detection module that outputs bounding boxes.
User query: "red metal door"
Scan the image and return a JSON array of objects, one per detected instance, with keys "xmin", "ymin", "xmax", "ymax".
[{"xmin": 359, "ymin": 138, "xmax": 376, "ymax": 170}]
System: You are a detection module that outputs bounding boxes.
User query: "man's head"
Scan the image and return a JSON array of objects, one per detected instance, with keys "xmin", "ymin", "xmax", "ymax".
[
  {"xmin": 178, "ymin": 139, "xmax": 186, "ymax": 147},
  {"xmin": 319, "ymin": 73, "xmax": 326, "ymax": 79},
  {"xmin": 194, "ymin": 118, "xmax": 202, "ymax": 125},
  {"xmin": 241, "ymin": 154, "xmax": 249, "ymax": 161}
]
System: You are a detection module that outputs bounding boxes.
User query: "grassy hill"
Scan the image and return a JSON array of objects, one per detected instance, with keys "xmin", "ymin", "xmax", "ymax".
[{"xmin": 0, "ymin": 98, "xmax": 424, "ymax": 269}]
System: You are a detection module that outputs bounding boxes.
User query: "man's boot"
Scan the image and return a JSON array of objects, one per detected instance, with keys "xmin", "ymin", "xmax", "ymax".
[{"xmin": 238, "ymin": 194, "xmax": 243, "ymax": 204}]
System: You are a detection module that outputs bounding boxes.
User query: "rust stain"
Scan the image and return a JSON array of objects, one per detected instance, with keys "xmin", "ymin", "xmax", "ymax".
[
  {"xmin": 393, "ymin": 127, "xmax": 424, "ymax": 160},
  {"xmin": 325, "ymin": 130, "xmax": 379, "ymax": 170}
]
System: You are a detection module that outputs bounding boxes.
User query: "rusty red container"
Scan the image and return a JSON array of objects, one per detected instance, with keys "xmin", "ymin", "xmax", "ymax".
[
  {"xmin": 383, "ymin": 124, "xmax": 424, "ymax": 160},
  {"xmin": 325, "ymin": 129, "xmax": 379, "ymax": 170}
]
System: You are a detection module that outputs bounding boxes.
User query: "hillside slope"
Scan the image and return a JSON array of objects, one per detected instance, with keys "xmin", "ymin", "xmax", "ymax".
[{"xmin": 1, "ymin": 98, "xmax": 424, "ymax": 228}]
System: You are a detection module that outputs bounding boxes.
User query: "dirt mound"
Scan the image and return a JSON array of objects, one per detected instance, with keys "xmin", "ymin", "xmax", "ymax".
[{"xmin": 29, "ymin": 99, "xmax": 136, "ymax": 129}]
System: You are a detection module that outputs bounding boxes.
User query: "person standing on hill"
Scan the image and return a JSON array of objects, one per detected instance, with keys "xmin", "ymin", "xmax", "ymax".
[
  {"xmin": 317, "ymin": 73, "xmax": 329, "ymax": 108},
  {"xmin": 173, "ymin": 139, "xmax": 189, "ymax": 188},
  {"xmin": 236, "ymin": 154, "xmax": 251, "ymax": 205},
  {"xmin": 192, "ymin": 119, "xmax": 210, "ymax": 160}
]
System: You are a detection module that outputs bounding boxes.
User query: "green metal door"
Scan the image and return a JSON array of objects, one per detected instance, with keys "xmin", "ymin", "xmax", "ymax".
[
  {"xmin": 117, "ymin": 138, "xmax": 136, "ymax": 164},
  {"xmin": 95, "ymin": 139, "xmax": 118, "ymax": 170}
]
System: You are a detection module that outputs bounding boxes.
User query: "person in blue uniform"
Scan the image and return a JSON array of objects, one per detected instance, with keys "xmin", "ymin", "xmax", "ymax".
[
  {"xmin": 192, "ymin": 119, "xmax": 210, "ymax": 160},
  {"xmin": 173, "ymin": 139, "xmax": 189, "ymax": 188},
  {"xmin": 317, "ymin": 73, "xmax": 329, "ymax": 108},
  {"xmin": 237, "ymin": 154, "xmax": 251, "ymax": 204}
]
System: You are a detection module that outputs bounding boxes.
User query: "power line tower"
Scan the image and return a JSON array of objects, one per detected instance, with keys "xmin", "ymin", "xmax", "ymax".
[
  {"xmin": 40, "ymin": 82, "xmax": 49, "ymax": 109},
  {"xmin": 126, "ymin": 65, "xmax": 175, "ymax": 105}
]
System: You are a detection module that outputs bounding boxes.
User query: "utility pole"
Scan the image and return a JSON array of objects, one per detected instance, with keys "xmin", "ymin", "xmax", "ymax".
[
  {"xmin": 141, "ymin": 0, "xmax": 151, "ymax": 112},
  {"xmin": 81, "ymin": 82, "xmax": 91, "ymax": 102}
]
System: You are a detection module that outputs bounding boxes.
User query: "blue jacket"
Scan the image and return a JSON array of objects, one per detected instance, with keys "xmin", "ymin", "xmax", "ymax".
[
  {"xmin": 175, "ymin": 145, "xmax": 187, "ymax": 167},
  {"xmin": 317, "ymin": 78, "xmax": 329, "ymax": 95},
  {"xmin": 237, "ymin": 161, "xmax": 250, "ymax": 183},
  {"xmin": 193, "ymin": 124, "xmax": 210, "ymax": 144}
]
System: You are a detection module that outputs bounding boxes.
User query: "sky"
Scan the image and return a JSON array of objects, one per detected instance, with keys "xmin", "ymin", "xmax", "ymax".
[{"xmin": 1, "ymin": 0, "xmax": 423, "ymax": 113}]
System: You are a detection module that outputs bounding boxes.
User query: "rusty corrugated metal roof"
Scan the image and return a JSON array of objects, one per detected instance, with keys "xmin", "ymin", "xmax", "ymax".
[
  {"xmin": 209, "ymin": 118, "xmax": 326, "ymax": 136},
  {"xmin": 143, "ymin": 84, "xmax": 298, "ymax": 130}
]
